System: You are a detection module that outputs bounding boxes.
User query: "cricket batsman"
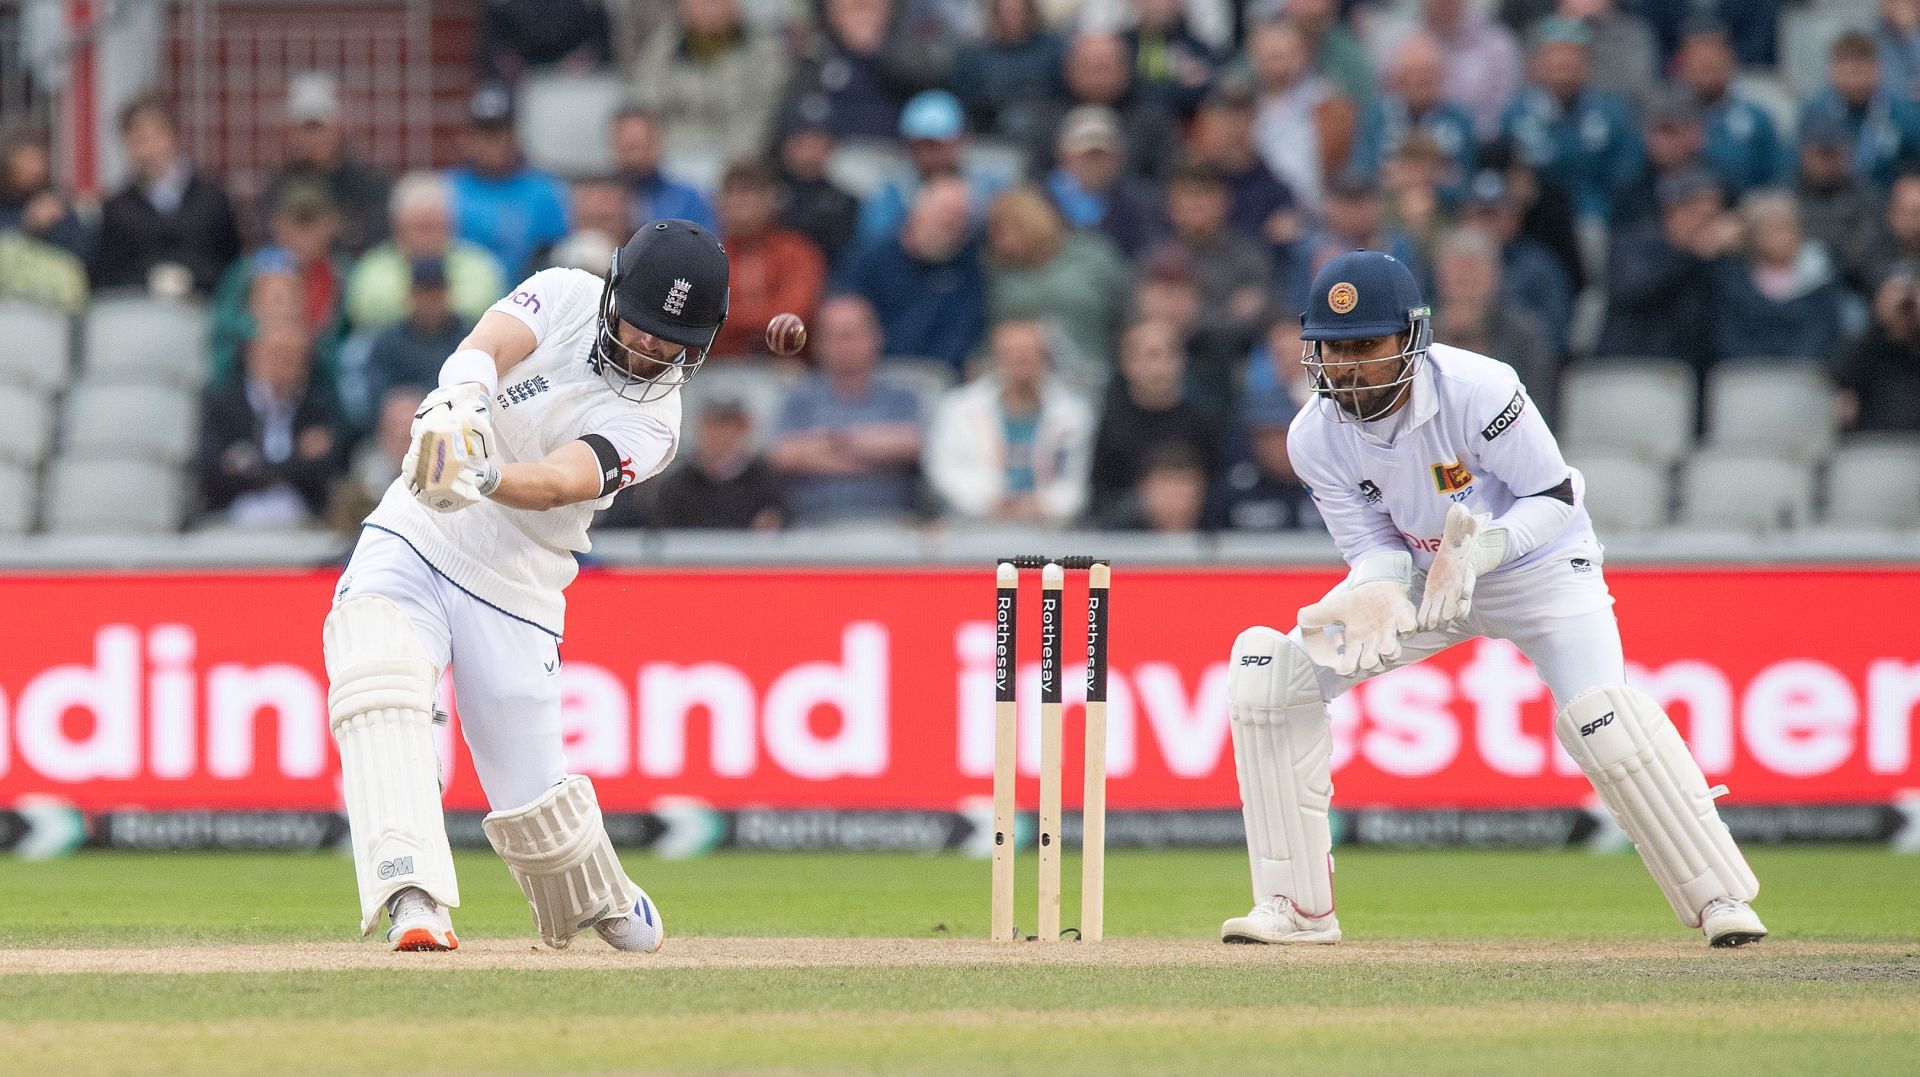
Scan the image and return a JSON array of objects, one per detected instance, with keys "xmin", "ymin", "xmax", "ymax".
[
  {"xmin": 1221, "ymin": 250, "xmax": 1767, "ymax": 948},
  {"xmin": 323, "ymin": 220, "xmax": 729, "ymax": 951}
]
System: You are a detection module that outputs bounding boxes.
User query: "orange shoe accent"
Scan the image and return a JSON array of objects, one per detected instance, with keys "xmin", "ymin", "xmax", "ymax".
[{"xmin": 391, "ymin": 927, "xmax": 458, "ymax": 952}]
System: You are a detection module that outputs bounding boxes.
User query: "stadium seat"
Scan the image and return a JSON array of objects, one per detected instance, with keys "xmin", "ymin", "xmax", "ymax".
[
  {"xmin": 683, "ymin": 362, "xmax": 801, "ymax": 453},
  {"xmin": 1780, "ymin": 8, "xmax": 1872, "ymax": 97},
  {"xmin": 61, "ymin": 382, "xmax": 199, "ymax": 465},
  {"xmin": 0, "ymin": 383, "xmax": 53, "ymax": 467},
  {"xmin": 1705, "ymin": 360, "xmax": 1835, "ymax": 461},
  {"xmin": 1569, "ymin": 452, "xmax": 1669, "ymax": 532},
  {"xmin": 1559, "ymin": 358, "xmax": 1696, "ymax": 464},
  {"xmin": 827, "ymin": 140, "xmax": 910, "ymax": 201},
  {"xmin": 0, "ymin": 299, "xmax": 73, "ymax": 393},
  {"xmin": 662, "ymin": 135, "xmax": 725, "ymax": 194},
  {"xmin": 43, "ymin": 458, "xmax": 185, "ymax": 534},
  {"xmin": 1677, "ymin": 449, "xmax": 1816, "ymax": 532},
  {"xmin": 879, "ymin": 357, "xmax": 957, "ymax": 420},
  {"xmin": 82, "ymin": 297, "xmax": 208, "ymax": 388},
  {"xmin": 1824, "ymin": 433, "xmax": 1920, "ymax": 528},
  {"xmin": 1733, "ymin": 73, "xmax": 1798, "ymax": 141},
  {"xmin": 0, "ymin": 462, "xmax": 32, "ymax": 535},
  {"xmin": 516, "ymin": 72, "xmax": 625, "ymax": 178}
]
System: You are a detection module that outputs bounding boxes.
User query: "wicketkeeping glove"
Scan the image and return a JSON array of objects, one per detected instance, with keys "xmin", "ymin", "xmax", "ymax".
[
  {"xmin": 1297, "ymin": 577, "xmax": 1417, "ymax": 678},
  {"xmin": 1415, "ymin": 504, "xmax": 1511, "ymax": 632}
]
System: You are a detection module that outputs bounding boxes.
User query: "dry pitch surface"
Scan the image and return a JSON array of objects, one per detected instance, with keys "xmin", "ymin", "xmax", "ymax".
[{"xmin": 1, "ymin": 848, "xmax": 1916, "ymax": 1075}]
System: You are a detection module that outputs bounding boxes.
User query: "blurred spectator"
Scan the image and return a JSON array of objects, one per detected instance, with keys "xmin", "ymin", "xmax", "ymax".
[
  {"xmin": 92, "ymin": 93, "xmax": 241, "ymax": 297},
  {"xmin": 1039, "ymin": 31, "xmax": 1179, "ymax": 185},
  {"xmin": 1188, "ymin": 78, "xmax": 1300, "ymax": 249},
  {"xmin": 772, "ymin": 102, "xmax": 861, "ymax": 265},
  {"xmin": 1611, "ymin": 85, "xmax": 1711, "ymax": 229},
  {"xmin": 1248, "ymin": 17, "xmax": 1355, "ymax": 212},
  {"xmin": 1798, "ymin": 111, "xmax": 1880, "ymax": 285},
  {"xmin": 1711, "ymin": 191, "xmax": 1849, "ymax": 363},
  {"xmin": 984, "ymin": 186, "xmax": 1127, "ymax": 387},
  {"xmin": 1100, "ymin": 442, "xmax": 1211, "ymax": 532},
  {"xmin": 1478, "ymin": 137, "xmax": 1586, "ymax": 293},
  {"xmin": 1848, "ymin": 174, "xmax": 1920, "ymax": 296},
  {"xmin": 1131, "ymin": 246, "xmax": 1244, "ymax": 412},
  {"xmin": 1632, "ymin": 0, "xmax": 1780, "ymax": 68},
  {"xmin": 1124, "ymin": 0, "xmax": 1223, "ymax": 117},
  {"xmin": 836, "ymin": 176, "xmax": 987, "ymax": 371},
  {"xmin": 1433, "ymin": 226, "xmax": 1559, "ymax": 423},
  {"xmin": 1152, "ymin": 164, "xmax": 1269, "ymax": 405},
  {"xmin": 924, "ymin": 318, "xmax": 1094, "ymax": 524},
  {"xmin": 1376, "ymin": 0, "xmax": 1523, "ymax": 141},
  {"xmin": 1351, "ymin": 34, "xmax": 1476, "ymax": 203},
  {"xmin": 629, "ymin": 0, "xmax": 786, "ymax": 164},
  {"xmin": 263, "ymin": 73, "xmax": 391, "ymax": 255},
  {"xmin": 1674, "ymin": 21, "xmax": 1788, "ymax": 199},
  {"xmin": 1557, "ymin": 0, "xmax": 1658, "ymax": 114},
  {"xmin": 363, "ymin": 258, "xmax": 468, "ymax": 417},
  {"xmin": 1283, "ymin": 0, "xmax": 1373, "ymax": 106},
  {"xmin": 952, "ymin": 0, "xmax": 1065, "ymax": 144},
  {"xmin": 1305, "ymin": 177, "xmax": 1421, "ymax": 281},
  {"xmin": 1835, "ymin": 270, "xmax": 1920, "ymax": 432},
  {"xmin": 447, "ymin": 85, "xmax": 570, "ymax": 277},
  {"xmin": 712, "ymin": 163, "xmax": 828, "ymax": 359},
  {"xmin": 1223, "ymin": 317, "xmax": 1315, "ymax": 531},
  {"xmin": 769, "ymin": 295, "xmax": 924, "ymax": 524},
  {"xmin": 1043, "ymin": 105, "xmax": 1167, "ymax": 258},
  {"xmin": 345, "ymin": 172, "xmax": 507, "ymax": 331},
  {"xmin": 1376, "ymin": 135, "xmax": 1458, "ymax": 294},
  {"xmin": 1090, "ymin": 320, "xmax": 1219, "ymax": 503},
  {"xmin": 1459, "ymin": 169, "xmax": 1573, "ymax": 355},
  {"xmin": 1799, "ymin": 31, "xmax": 1920, "ymax": 190},
  {"xmin": 612, "ymin": 105, "xmax": 716, "ymax": 232},
  {"xmin": 211, "ymin": 184, "xmax": 348, "ymax": 385},
  {"xmin": 0, "ymin": 122, "xmax": 91, "ymax": 258},
  {"xmin": 547, "ymin": 174, "xmax": 628, "ymax": 273},
  {"xmin": 1082, "ymin": 0, "xmax": 1232, "ymax": 53},
  {"xmin": 478, "ymin": 0, "xmax": 611, "ymax": 83},
  {"xmin": 647, "ymin": 397, "xmax": 787, "ymax": 529},
  {"xmin": 327, "ymin": 384, "xmax": 423, "ymax": 531},
  {"xmin": 1501, "ymin": 17, "xmax": 1641, "ymax": 221},
  {"xmin": 197, "ymin": 320, "xmax": 346, "ymax": 528},
  {"xmin": 785, "ymin": 0, "xmax": 923, "ymax": 140},
  {"xmin": 1877, "ymin": 0, "xmax": 1920, "ymax": 101},
  {"xmin": 1599, "ymin": 168, "xmax": 1739, "ymax": 371},
  {"xmin": 857, "ymin": 90, "xmax": 1012, "ymax": 246}
]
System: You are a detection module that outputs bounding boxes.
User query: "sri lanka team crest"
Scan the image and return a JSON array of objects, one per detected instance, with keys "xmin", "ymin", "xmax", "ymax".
[
  {"xmin": 1432, "ymin": 460, "xmax": 1473, "ymax": 493},
  {"xmin": 1328, "ymin": 281, "xmax": 1358, "ymax": 314}
]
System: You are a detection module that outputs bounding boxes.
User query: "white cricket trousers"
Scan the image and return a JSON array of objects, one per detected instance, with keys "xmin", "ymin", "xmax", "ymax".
[{"xmin": 333, "ymin": 526, "xmax": 568, "ymax": 811}]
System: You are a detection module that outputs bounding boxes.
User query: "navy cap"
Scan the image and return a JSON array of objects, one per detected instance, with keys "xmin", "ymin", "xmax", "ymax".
[{"xmin": 1301, "ymin": 250, "xmax": 1427, "ymax": 342}]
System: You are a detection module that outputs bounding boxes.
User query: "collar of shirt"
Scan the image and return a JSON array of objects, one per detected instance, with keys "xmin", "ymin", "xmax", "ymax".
[
  {"xmin": 245, "ymin": 377, "xmax": 302, "ymax": 463},
  {"xmin": 144, "ymin": 158, "xmax": 192, "ymax": 214}
]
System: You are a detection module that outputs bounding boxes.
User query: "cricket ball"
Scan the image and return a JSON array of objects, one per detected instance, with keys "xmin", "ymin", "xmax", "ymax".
[{"xmin": 766, "ymin": 312, "xmax": 808, "ymax": 357}]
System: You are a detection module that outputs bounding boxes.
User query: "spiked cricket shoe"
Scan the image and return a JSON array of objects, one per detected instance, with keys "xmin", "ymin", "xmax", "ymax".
[
  {"xmin": 594, "ymin": 888, "xmax": 665, "ymax": 953},
  {"xmin": 386, "ymin": 887, "xmax": 458, "ymax": 952},
  {"xmin": 1221, "ymin": 897, "xmax": 1341, "ymax": 944},
  {"xmin": 1701, "ymin": 897, "xmax": 1767, "ymax": 947}
]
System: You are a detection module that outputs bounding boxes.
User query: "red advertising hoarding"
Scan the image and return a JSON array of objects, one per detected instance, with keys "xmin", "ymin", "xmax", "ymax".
[{"xmin": 1, "ymin": 566, "xmax": 1916, "ymax": 812}]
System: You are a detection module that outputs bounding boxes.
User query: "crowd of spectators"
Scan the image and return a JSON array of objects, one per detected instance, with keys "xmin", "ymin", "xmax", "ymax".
[{"xmin": 4, "ymin": 0, "xmax": 1918, "ymax": 537}]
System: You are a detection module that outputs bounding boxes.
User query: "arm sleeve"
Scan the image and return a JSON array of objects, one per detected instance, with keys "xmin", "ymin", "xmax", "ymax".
[
  {"xmin": 485, "ymin": 267, "xmax": 595, "ymax": 345},
  {"xmin": 580, "ymin": 413, "xmax": 677, "ymax": 498},
  {"xmin": 1286, "ymin": 420, "xmax": 1406, "ymax": 567},
  {"xmin": 1471, "ymin": 376, "xmax": 1579, "ymax": 559}
]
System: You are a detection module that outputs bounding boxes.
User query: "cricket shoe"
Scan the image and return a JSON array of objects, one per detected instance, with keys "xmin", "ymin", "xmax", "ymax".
[
  {"xmin": 386, "ymin": 887, "xmax": 458, "ymax": 952},
  {"xmin": 1221, "ymin": 897, "xmax": 1341, "ymax": 945},
  {"xmin": 593, "ymin": 888, "xmax": 664, "ymax": 953},
  {"xmin": 1701, "ymin": 898, "xmax": 1767, "ymax": 948}
]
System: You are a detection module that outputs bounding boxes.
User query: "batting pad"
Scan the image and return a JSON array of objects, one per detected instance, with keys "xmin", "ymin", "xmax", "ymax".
[
  {"xmin": 1556, "ymin": 684, "xmax": 1758, "ymax": 927},
  {"xmin": 483, "ymin": 776, "xmax": 638, "ymax": 949},
  {"xmin": 1228, "ymin": 627, "xmax": 1336, "ymax": 917},
  {"xmin": 324, "ymin": 595, "xmax": 459, "ymax": 934}
]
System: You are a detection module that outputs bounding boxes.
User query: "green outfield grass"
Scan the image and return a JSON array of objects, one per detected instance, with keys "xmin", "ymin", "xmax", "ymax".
[{"xmin": 1, "ymin": 847, "xmax": 1916, "ymax": 1075}]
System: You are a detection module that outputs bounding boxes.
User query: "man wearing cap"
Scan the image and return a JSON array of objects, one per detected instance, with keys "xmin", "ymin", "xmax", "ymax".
[
  {"xmin": 446, "ymin": 84, "xmax": 571, "ymax": 277},
  {"xmin": 362, "ymin": 257, "xmax": 468, "ymax": 417},
  {"xmin": 856, "ymin": 89, "xmax": 1011, "ymax": 247},
  {"xmin": 265, "ymin": 72, "xmax": 391, "ymax": 255},
  {"xmin": 1044, "ymin": 31, "xmax": 1179, "ymax": 186},
  {"xmin": 1500, "ymin": 16, "xmax": 1640, "ymax": 221},
  {"xmin": 1044, "ymin": 104, "xmax": 1167, "ymax": 258},
  {"xmin": 1221, "ymin": 249, "xmax": 1767, "ymax": 950},
  {"xmin": 1609, "ymin": 83, "xmax": 1714, "ymax": 230},
  {"xmin": 1459, "ymin": 168, "xmax": 1573, "ymax": 355},
  {"xmin": 1798, "ymin": 110, "xmax": 1882, "ymax": 288},
  {"xmin": 1674, "ymin": 22, "xmax": 1790, "ymax": 198}
]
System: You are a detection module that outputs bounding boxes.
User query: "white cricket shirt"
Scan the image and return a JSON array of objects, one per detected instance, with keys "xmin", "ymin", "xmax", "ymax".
[
  {"xmin": 366, "ymin": 267, "xmax": 681, "ymax": 634},
  {"xmin": 1287, "ymin": 342, "xmax": 1591, "ymax": 575}
]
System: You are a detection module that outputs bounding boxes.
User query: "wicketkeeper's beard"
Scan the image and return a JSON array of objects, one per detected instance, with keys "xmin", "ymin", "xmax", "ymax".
[{"xmin": 1332, "ymin": 376, "xmax": 1411, "ymax": 421}]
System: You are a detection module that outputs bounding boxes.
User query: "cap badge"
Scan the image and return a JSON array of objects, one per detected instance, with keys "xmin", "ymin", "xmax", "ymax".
[
  {"xmin": 1328, "ymin": 282, "xmax": 1358, "ymax": 315},
  {"xmin": 664, "ymin": 278, "xmax": 691, "ymax": 316}
]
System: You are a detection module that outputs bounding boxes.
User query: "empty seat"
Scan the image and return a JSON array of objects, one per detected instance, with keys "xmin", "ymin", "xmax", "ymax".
[
  {"xmin": 1677, "ymin": 450, "xmax": 1816, "ymax": 531},
  {"xmin": 0, "ymin": 383, "xmax": 53, "ymax": 466},
  {"xmin": 1705, "ymin": 360, "xmax": 1835, "ymax": 461},
  {"xmin": 1559, "ymin": 358, "xmax": 1696, "ymax": 464},
  {"xmin": 0, "ymin": 300, "xmax": 73, "ymax": 393},
  {"xmin": 1570, "ymin": 453, "xmax": 1669, "ymax": 532},
  {"xmin": 43, "ymin": 458, "xmax": 185, "ymax": 534},
  {"xmin": 1781, "ymin": 8, "xmax": 1872, "ymax": 97},
  {"xmin": 83, "ymin": 297, "xmax": 208, "ymax": 388},
  {"xmin": 516, "ymin": 72, "xmax": 625, "ymax": 178},
  {"xmin": 61, "ymin": 382, "xmax": 199, "ymax": 464},
  {"xmin": 827, "ymin": 140, "xmax": 910, "ymax": 200},
  {"xmin": 1824, "ymin": 434, "xmax": 1920, "ymax": 528},
  {"xmin": 0, "ymin": 462, "xmax": 32, "ymax": 535},
  {"xmin": 879, "ymin": 356, "xmax": 957, "ymax": 420}
]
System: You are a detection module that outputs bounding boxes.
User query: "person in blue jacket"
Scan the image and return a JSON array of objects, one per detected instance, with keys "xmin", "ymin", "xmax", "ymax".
[
  {"xmin": 1501, "ymin": 17, "xmax": 1642, "ymax": 220},
  {"xmin": 445, "ymin": 85, "xmax": 569, "ymax": 277}
]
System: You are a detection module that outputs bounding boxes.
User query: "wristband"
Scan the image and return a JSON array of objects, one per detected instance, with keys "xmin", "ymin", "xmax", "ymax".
[{"xmin": 439, "ymin": 348, "xmax": 499, "ymax": 396}]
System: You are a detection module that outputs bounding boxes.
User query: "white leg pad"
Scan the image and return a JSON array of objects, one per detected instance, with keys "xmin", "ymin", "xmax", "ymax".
[
  {"xmin": 1228, "ymin": 626, "xmax": 1336, "ymax": 917},
  {"xmin": 324, "ymin": 595, "xmax": 459, "ymax": 934},
  {"xmin": 1556, "ymin": 684, "xmax": 1759, "ymax": 927},
  {"xmin": 483, "ymin": 776, "xmax": 639, "ymax": 950}
]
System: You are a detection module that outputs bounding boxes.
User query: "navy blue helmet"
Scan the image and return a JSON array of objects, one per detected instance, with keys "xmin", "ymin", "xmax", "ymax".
[
  {"xmin": 1300, "ymin": 250, "xmax": 1432, "ymax": 422},
  {"xmin": 593, "ymin": 220, "xmax": 730, "ymax": 402}
]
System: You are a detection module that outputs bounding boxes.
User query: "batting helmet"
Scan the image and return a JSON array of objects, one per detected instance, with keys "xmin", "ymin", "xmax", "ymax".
[
  {"xmin": 1300, "ymin": 249, "xmax": 1431, "ymax": 422},
  {"xmin": 593, "ymin": 220, "xmax": 731, "ymax": 402}
]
